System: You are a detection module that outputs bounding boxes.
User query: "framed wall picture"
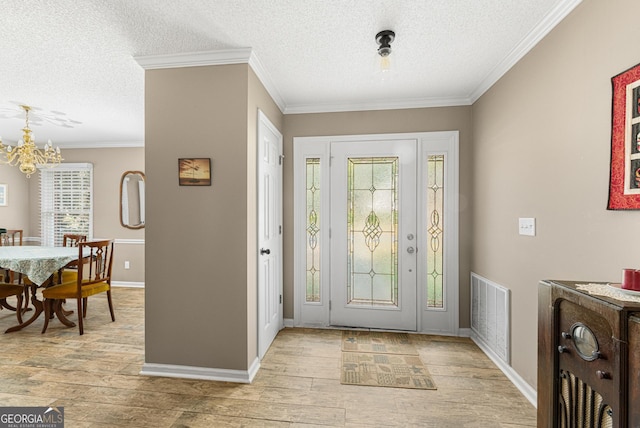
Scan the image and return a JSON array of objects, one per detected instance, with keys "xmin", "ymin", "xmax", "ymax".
[
  {"xmin": 0, "ymin": 184, "xmax": 6, "ymax": 206},
  {"xmin": 608, "ymin": 62, "xmax": 640, "ymax": 209},
  {"xmin": 178, "ymin": 158, "xmax": 212, "ymax": 186}
]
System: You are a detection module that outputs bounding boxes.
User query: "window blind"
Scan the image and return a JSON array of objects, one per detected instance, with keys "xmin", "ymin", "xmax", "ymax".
[{"xmin": 39, "ymin": 163, "xmax": 93, "ymax": 247}]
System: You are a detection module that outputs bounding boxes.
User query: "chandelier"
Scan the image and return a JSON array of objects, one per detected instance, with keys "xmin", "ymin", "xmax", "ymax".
[{"xmin": 0, "ymin": 105, "xmax": 63, "ymax": 178}]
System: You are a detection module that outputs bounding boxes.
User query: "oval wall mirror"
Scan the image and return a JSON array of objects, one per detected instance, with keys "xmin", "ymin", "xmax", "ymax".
[{"xmin": 120, "ymin": 171, "xmax": 145, "ymax": 229}]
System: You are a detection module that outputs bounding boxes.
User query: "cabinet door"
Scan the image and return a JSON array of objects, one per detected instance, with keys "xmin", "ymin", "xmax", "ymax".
[{"xmin": 629, "ymin": 314, "xmax": 640, "ymax": 426}]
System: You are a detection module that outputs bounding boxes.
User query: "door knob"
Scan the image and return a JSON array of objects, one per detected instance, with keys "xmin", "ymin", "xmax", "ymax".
[
  {"xmin": 407, "ymin": 246, "xmax": 415, "ymax": 254},
  {"xmin": 260, "ymin": 248, "xmax": 271, "ymax": 255}
]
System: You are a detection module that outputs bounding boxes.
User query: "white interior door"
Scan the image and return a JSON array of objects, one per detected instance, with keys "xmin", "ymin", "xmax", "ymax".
[
  {"xmin": 257, "ymin": 110, "xmax": 283, "ymax": 359},
  {"xmin": 330, "ymin": 139, "xmax": 417, "ymax": 330}
]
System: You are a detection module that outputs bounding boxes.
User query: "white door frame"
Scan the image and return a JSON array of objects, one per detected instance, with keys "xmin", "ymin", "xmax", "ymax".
[
  {"xmin": 257, "ymin": 110, "xmax": 283, "ymax": 359},
  {"xmin": 293, "ymin": 131, "xmax": 459, "ymax": 335}
]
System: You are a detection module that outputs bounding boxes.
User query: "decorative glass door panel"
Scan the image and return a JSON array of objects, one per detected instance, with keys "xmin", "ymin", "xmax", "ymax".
[
  {"xmin": 347, "ymin": 157, "xmax": 398, "ymax": 307},
  {"xmin": 330, "ymin": 140, "xmax": 417, "ymax": 330}
]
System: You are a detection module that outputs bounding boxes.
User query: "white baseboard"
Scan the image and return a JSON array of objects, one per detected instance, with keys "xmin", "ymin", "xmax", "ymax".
[
  {"xmin": 140, "ymin": 357, "xmax": 260, "ymax": 384},
  {"xmin": 283, "ymin": 318, "xmax": 294, "ymax": 328},
  {"xmin": 458, "ymin": 327, "xmax": 472, "ymax": 337},
  {"xmin": 470, "ymin": 332, "xmax": 537, "ymax": 407},
  {"xmin": 111, "ymin": 281, "xmax": 145, "ymax": 288}
]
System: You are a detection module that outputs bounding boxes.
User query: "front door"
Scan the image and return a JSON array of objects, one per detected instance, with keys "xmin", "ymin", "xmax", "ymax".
[
  {"xmin": 330, "ymin": 140, "xmax": 417, "ymax": 330},
  {"xmin": 257, "ymin": 110, "xmax": 283, "ymax": 359},
  {"xmin": 294, "ymin": 131, "xmax": 459, "ymax": 334}
]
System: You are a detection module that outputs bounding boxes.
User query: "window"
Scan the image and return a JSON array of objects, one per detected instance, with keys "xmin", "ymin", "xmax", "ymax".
[{"xmin": 40, "ymin": 163, "xmax": 93, "ymax": 247}]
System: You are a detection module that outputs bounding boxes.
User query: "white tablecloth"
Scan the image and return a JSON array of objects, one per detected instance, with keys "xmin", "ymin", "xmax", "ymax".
[{"xmin": 0, "ymin": 246, "xmax": 84, "ymax": 285}]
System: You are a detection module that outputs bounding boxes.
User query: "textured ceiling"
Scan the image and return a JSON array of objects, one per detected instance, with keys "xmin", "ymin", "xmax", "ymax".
[{"xmin": 0, "ymin": 0, "xmax": 581, "ymax": 147}]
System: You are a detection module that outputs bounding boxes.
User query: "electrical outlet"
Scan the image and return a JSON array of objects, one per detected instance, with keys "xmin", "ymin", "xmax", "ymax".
[
  {"xmin": 124, "ymin": 260, "xmax": 130, "ymax": 269},
  {"xmin": 518, "ymin": 218, "xmax": 536, "ymax": 236}
]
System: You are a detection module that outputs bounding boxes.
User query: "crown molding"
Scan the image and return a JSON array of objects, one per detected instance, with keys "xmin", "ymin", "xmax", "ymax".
[
  {"xmin": 134, "ymin": 48, "xmax": 286, "ymax": 113},
  {"xmin": 469, "ymin": 0, "xmax": 583, "ymax": 103},
  {"xmin": 134, "ymin": 48, "xmax": 253, "ymax": 69},
  {"xmin": 284, "ymin": 95, "xmax": 473, "ymax": 114},
  {"xmin": 247, "ymin": 51, "xmax": 286, "ymax": 112}
]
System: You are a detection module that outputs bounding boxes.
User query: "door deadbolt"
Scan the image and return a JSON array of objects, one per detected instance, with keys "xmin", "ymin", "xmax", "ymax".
[{"xmin": 260, "ymin": 248, "xmax": 271, "ymax": 255}]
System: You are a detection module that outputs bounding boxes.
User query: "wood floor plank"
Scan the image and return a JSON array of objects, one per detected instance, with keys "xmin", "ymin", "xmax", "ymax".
[{"xmin": 172, "ymin": 411, "xmax": 291, "ymax": 427}]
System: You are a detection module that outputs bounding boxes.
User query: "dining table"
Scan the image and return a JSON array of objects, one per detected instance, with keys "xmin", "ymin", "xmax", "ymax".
[{"xmin": 0, "ymin": 245, "xmax": 87, "ymax": 333}]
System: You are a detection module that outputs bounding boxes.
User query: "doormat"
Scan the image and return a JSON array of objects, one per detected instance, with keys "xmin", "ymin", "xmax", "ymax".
[
  {"xmin": 340, "ymin": 352, "xmax": 437, "ymax": 390},
  {"xmin": 341, "ymin": 331, "xmax": 418, "ymax": 355}
]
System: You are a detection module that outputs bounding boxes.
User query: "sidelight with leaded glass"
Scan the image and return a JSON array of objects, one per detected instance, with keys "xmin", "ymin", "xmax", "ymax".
[
  {"xmin": 426, "ymin": 155, "xmax": 444, "ymax": 308},
  {"xmin": 305, "ymin": 158, "xmax": 321, "ymax": 302}
]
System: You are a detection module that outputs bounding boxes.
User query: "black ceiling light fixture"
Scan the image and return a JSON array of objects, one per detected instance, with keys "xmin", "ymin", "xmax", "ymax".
[{"xmin": 376, "ymin": 30, "xmax": 395, "ymax": 72}]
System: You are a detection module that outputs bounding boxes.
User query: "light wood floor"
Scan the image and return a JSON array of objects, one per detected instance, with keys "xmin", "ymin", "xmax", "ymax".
[{"xmin": 0, "ymin": 288, "xmax": 536, "ymax": 427}]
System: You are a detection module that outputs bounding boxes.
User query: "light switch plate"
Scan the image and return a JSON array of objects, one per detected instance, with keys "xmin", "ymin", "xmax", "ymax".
[{"xmin": 519, "ymin": 218, "xmax": 536, "ymax": 236}]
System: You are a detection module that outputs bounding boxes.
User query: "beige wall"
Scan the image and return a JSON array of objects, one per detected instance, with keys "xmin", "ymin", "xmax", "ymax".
[
  {"xmin": 0, "ymin": 147, "xmax": 144, "ymax": 282},
  {"xmin": 51, "ymin": 148, "xmax": 145, "ymax": 282},
  {"xmin": 145, "ymin": 64, "xmax": 281, "ymax": 371},
  {"xmin": 0, "ymin": 163, "xmax": 31, "ymax": 234},
  {"xmin": 472, "ymin": 0, "xmax": 640, "ymax": 388},
  {"xmin": 283, "ymin": 108, "xmax": 474, "ymax": 327}
]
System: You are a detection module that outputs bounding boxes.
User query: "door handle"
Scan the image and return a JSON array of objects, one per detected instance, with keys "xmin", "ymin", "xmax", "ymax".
[
  {"xmin": 260, "ymin": 248, "xmax": 271, "ymax": 255},
  {"xmin": 407, "ymin": 246, "xmax": 415, "ymax": 254}
]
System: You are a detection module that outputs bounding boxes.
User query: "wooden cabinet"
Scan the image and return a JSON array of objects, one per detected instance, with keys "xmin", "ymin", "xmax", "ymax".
[{"xmin": 538, "ymin": 280, "xmax": 640, "ymax": 427}]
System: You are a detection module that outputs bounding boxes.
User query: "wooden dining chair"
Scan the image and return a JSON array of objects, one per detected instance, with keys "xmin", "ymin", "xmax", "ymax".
[
  {"xmin": 0, "ymin": 271, "xmax": 29, "ymax": 314},
  {"xmin": 56, "ymin": 234, "xmax": 88, "ymax": 315},
  {"xmin": 61, "ymin": 233, "xmax": 87, "ymax": 273},
  {"xmin": 42, "ymin": 239, "xmax": 115, "ymax": 335},
  {"xmin": 0, "ymin": 283, "xmax": 25, "ymax": 324},
  {"xmin": 0, "ymin": 229, "xmax": 23, "ymax": 247},
  {"xmin": 62, "ymin": 233, "xmax": 87, "ymax": 248},
  {"xmin": 0, "ymin": 229, "xmax": 23, "ymax": 285}
]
